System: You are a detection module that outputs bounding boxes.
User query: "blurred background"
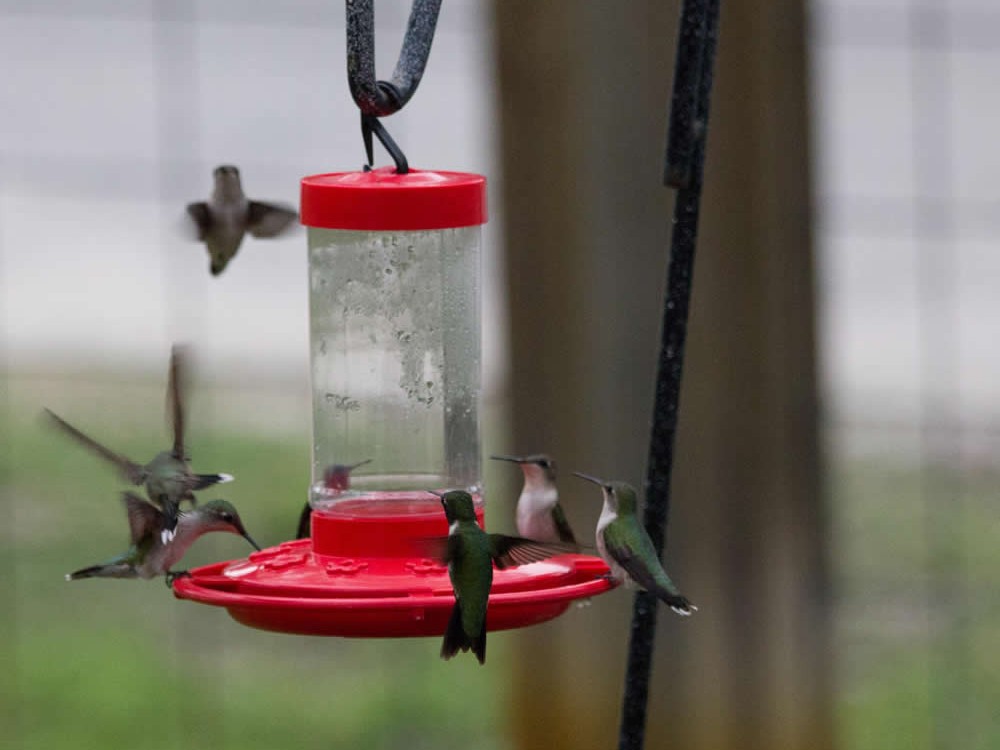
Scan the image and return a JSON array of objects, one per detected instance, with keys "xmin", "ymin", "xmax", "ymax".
[{"xmin": 1, "ymin": 1, "xmax": 998, "ymax": 749}]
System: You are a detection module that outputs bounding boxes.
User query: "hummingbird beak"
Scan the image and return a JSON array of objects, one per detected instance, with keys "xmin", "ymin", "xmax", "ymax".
[
  {"xmin": 426, "ymin": 489, "xmax": 444, "ymax": 498},
  {"xmin": 572, "ymin": 471, "xmax": 610, "ymax": 490},
  {"xmin": 241, "ymin": 532, "xmax": 262, "ymax": 552},
  {"xmin": 349, "ymin": 458, "xmax": 373, "ymax": 471},
  {"xmin": 489, "ymin": 454, "xmax": 524, "ymax": 464}
]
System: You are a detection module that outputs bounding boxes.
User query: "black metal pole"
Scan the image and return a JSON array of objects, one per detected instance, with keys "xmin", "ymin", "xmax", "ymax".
[{"xmin": 617, "ymin": 1, "xmax": 721, "ymax": 749}]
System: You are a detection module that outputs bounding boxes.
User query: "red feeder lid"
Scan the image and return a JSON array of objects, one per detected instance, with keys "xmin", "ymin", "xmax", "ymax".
[
  {"xmin": 300, "ymin": 167, "xmax": 487, "ymax": 231},
  {"xmin": 173, "ymin": 497, "xmax": 616, "ymax": 638}
]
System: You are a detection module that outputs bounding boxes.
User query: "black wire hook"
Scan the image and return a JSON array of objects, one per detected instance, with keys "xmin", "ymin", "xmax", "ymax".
[
  {"xmin": 361, "ymin": 114, "xmax": 409, "ymax": 174},
  {"xmin": 346, "ymin": 0, "xmax": 442, "ymax": 173}
]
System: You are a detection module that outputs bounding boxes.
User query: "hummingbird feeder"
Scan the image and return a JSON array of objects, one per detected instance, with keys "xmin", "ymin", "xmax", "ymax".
[{"xmin": 173, "ymin": 167, "xmax": 615, "ymax": 637}]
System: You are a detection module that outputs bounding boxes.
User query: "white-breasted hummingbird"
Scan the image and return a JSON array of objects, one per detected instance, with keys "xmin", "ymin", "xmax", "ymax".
[
  {"xmin": 490, "ymin": 453, "xmax": 579, "ymax": 548},
  {"xmin": 66, "ymin": 492, "xmax": 260, "ymax": 583},
  {"xmin": 186, "ymin": 164, "xmax": 298, "ymax": 276},
  {"xmin": 430, "ymin": 490, "xmax": 575, "ymax": 664},
  {"xmin": 294, "ymin": 459, "xmax": 372, "ymax": 539},
  {"xmin": 45, "ymin": 346, "xmax": 233, "ymax": 544},
  {"xmin": 573, "ymin": 472, "xmax": 696, "ymax": 615}
]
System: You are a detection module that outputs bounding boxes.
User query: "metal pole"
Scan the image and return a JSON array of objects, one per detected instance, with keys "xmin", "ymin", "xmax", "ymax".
[{"xmin": 618, "ymin": 1, "xmax": 721, "ymax": 748}]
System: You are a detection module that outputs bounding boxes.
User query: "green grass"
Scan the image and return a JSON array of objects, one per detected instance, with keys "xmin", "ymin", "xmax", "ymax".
[{"xmin": 832, "ymin": 457, "xmax": 1000, "ymax": 750}]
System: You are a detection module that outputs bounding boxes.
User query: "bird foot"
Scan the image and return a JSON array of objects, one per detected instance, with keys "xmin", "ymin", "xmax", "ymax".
[{"xmin": 165, "ymin": 570, "xmax": 191, "ymax": 588}]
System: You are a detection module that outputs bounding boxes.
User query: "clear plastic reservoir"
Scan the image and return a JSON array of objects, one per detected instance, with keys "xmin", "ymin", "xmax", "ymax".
[{"xmin": 307, "ymin": 225, "xmax": 482, "ymax": 518}]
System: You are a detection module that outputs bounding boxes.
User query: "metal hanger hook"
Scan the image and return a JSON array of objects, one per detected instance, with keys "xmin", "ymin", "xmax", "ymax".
[{"xmin": 362, "ymin": 114, "xmax": 409, "ymax": 174}]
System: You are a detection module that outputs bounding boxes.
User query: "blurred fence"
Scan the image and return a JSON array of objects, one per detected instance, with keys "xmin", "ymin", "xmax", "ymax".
[{"xmin": 814, "ymin": 4, "xmax": 1000, "ymax": 750}]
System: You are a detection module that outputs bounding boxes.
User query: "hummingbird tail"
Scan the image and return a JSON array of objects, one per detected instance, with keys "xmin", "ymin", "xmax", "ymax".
[
  {"xmin": 66, "ymin": 562, "xmax": 135, "ymax": 580},
  {"xmin": 66, "ymin": 566, "xmax": 103, "ymax": 580},
  {"xmin": 192, "ymin": 473, "xmax": 233, "ymax": 490},
  {"xmin": 440, "ymin": 602, "xmax": 466, "ymax": 660},
  {"xmin": 471, "ymin": 622, "xmax": 487, "ymax": 665},
  {"xmin": 657, "ymin": 590, "xmax": 697, "ymax": 616},
  {"xmin": 440, "ymin": 602, "xmax": 487, "ymax": 665},
  {"xmin": 295, "ymin": 502, "xmax": 312, "ymax": 540}
]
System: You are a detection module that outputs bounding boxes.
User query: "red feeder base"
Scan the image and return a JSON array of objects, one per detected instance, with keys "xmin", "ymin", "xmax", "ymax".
[{"xmin": 173, "ymin": 495, "xmax": 616, "ymax": 637}]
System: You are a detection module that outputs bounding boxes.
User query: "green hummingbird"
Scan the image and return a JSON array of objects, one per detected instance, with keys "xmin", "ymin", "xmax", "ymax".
[
  {"xmin": 44, "ymin": 346, "xmax": 233, "ymax": 544},
  {"xmin": 573, "ymin": 472, "xmax": 696, "ymax": 615},
  {"xmin": 66, "ymin": 492, "xmax": 260, "ymax": 583},
  {"xmin": 491, "ymin": 454, "xmax": 578, "ymax": 547},
  {"xmin": 432, "ymin": 490, "xmax": 575, "ymax": 664},
  {"xmin": 186, "ymin": 164, "xmax": 299, "ymax": 276},
  {"xmin": 294, "ymin": 459, "xmax": 372, "ymax": 539}
]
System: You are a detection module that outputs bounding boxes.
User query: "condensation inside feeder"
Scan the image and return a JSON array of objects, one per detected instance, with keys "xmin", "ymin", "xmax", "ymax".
[{"xmin": 307, "ymin": 226, "xmax": 482, "ymax": 518}]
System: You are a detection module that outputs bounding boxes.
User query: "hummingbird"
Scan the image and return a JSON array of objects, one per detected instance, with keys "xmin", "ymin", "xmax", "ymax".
[
  {"xmin": 66, "ymin": 492, "xmax": 260, "ymax": 583},
  {"xmin": 490, "ymin": 453, "xmax": 579, "ymax": 548},
  {"xmin": 432, "ymin": 490, "xmax": 575, "ymax": 664},
  {"xmin": 186, "ymin": 164, "xmax": 299, "ymax": 276},
  {"xmin": 294, "ymin": 459, "xmax": 373, "ymax": 539},
  {"xmin": 572, "ymin": 472, "xmax": 696, "ymax": 615},
  {"xmin": 44, "ymin": 345, "xmax": 233, "ymax": 544}
]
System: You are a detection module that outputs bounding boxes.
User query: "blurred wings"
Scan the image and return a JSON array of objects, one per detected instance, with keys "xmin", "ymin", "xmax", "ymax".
[
  {"xmin": 246, "ymin": 201, "xmax": 298, "ymax": 238},
  {"xmin": 122, "ymin": 491, "xmax": 165, "ymax": 546},
  {"xmin": 185, "ymin": 203, "xmax": 212, "ymax": 240},
  {"xmin": 414, "ymin": 533, "xmax": 574, "ymax": 569},
  {"xmin": 167, "ymin": 345, "xmax": 187, "ymax": 460},
  {"xmin": 489, "ymin": 535, "xmax": 576, "ymax": 570},
  {"xmin": 44, "ymin": 409, "xmax": 147, "ymax": 485}
]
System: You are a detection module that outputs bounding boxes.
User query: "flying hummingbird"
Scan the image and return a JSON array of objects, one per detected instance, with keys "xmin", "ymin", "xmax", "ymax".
[
  {"xmin": 186, "ymin": 164, "xmax": 299, "ymax": 276},
  {"xmin": 572, "ymin": 473, "xmax": 696, "ymax": 615},
  {"xmin": 66, "ymin": 492, "xmax": 260, "ymax": 583},
  {"xmin": 294, "ymin": 459, "xmax": 372, "ymax": 539},
  {"xmin": 432, "ymin": 490, "xmax": 575, "ymax": 664},
  {"xmin": 491, "ymin": 454, "xmax": 579, "ymax": 548},
  {"xmin": 44, "ymin": 345, "xmax": 233, "ymax": 544}
]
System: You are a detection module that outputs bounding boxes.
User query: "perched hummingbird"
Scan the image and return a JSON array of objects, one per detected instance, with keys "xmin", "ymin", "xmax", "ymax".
[
  {"xmin": 66, "ymin": 492, "xmax": 260, "ymax": 583},
  {"xmin": 490, "ymin": 454, "xmax": 579, "ymax": 548},
  {"xmin": 573, "ymin": 472, "xmax": 696, "ymax": 615},
  {"xmin": 44, "ymin": 346, "xmax": 233, "ymax": 544},
  {"xmin": 186, "ymin": 164, "xmax": 298, "ymax": 276},
  {"xmin": 294, "ymin": 459, "xmax": 373, "ymax": 539},
  {"xmin": 432, "ymin": 490, "xmax": 575, "ymax": 664}
]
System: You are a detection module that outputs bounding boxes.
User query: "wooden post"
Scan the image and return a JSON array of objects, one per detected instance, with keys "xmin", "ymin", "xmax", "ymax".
[{"xmin": 493, "ymin": 1, "xmax": 832, "ymax": 748}]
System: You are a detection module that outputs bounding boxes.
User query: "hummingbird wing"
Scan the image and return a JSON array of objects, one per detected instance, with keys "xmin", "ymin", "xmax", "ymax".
[
  {"xmin": 186, "ymin": 202, "xmax": 213, "ymax": 240},
  {"xmin": 246, "ymin": 201, "xmax": 298, "ymax": 238},
  {"xmin": 603, "ymin": 519, "xmax": 696, "ymax": 615},
  {"xmin": 122, "ymin": 491, "xmax": 165, "ymax": 546},
  {"xmin": 550, "ymin": 503, "xmax": 579, "ymax": 547},
  {"xmin": 167, "ymin": 345, "xmax": 187, "ymax": 460},
  {"xmin": 44, "ymin": 409, "xmax": 148, "ymax": 485},
  {"xmin": 488, "ymin": 535, "xmax": 576, "ymax": 570}
]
